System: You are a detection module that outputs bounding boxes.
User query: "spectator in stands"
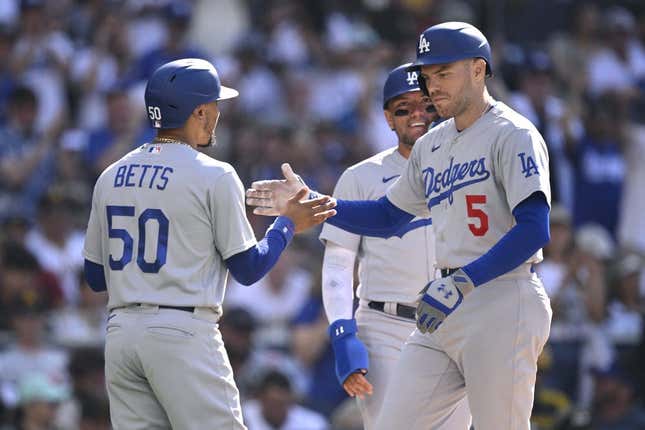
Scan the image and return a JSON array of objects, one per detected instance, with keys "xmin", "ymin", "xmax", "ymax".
[
  {"xmin": 587, "ymin": 6, "xmax": 645, "ymax": 101},
  {"xmin": 603, "ymin": 253, "xmax": 644, "ymax": 369},
  {"xmin": 568, "ymin": 98, "xmax": 626, "ymax": 236},
  {"xmin": 242, "ymin": 370, "xmax": 328, "ymax": 430},
  {"xmin": 531, "ymin": 346, "xmax": 573, "ymax": 430},
  {"xmin": 0, "ymin": 294, "xmax": 69, "ymax": 413},
  {"xmin": 617, "ymin": 120, "xmax": 645, "ymax": 254},
  {"xmin": 548, "ymin": 2, "xmax": 600, "ymax": 103},
  {"xmin": 24, "ymin": 189, "xmax": 85, "ymax": 306},
  {"xmin": 0, "ymin": 242, "xmax": 62, "ymax": 331},
  {"xmin": 131, "ymin": 0, "xmax": 209, "ymax": 82},
  {"xmin": 590, "ymin": 362, "xmax": 645, "ymax": 429},
  {"xmin": 10, "ymin": 0, "xmax": 72, "ymax": 132},
  {"xmin": 69, "ymin": 10, "xmax": 133, "ymax": 130},
  {"xmin": 83, "ymin": 87, "xmax": 152, "ymax": 178},
  {"xmin": 49, "ymin": 273, "xmax": 107, "ymax": 349},
  {"xmin": 78, "ymin": 394, "xmax": 110, "ymax": 430},
  {"xmin": 543, "ymin": 224, "xmax": 614, "ymax": 408},
  {"xmin": 55, "ymin": 348, "xmax": 107, "ymax": 430},
  {"xmin": 291, "ymin": 276, "xmax": 348, "ymax": 418},
  {"xmin": 226, "ymin": 247, "xmax": 313, "ymax": 351},
  {"xmin": 509, "ymin": 50, "xmax": 581, "ymax": 207},
  {"xmin": 0, "ymin": 29, "xmax": 17, "ymax": 124},
  {"xmin": 219, "ymin": 307, "xmax": 257, "ymax": 383},
  {"xmin": 14, "ymin": 372, "xmax": 69, "ymax": 430},
  {"xmin": 0, "ymin": 86, "xmax": 56, "ymax": 220}
]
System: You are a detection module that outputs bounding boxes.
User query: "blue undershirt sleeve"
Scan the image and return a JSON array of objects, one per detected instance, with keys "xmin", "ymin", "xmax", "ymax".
[
  {"xmin": 326, "ymin": 196, "xmax": 415, "ymax": 238},
  {"xmin": 84, "ymin": 259, "xmax": 107, "ymax": 292},
  {"xmin": 225, "ymin": 216, "xmax": 295, "ymax": 286},
  {"xmin": 462, "ymin": 192, "xmax": 550, "ymax": 287}
]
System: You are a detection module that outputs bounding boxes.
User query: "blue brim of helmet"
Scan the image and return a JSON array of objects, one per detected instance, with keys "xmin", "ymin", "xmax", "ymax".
[
  {"xmin": 408, "ymin": 55, "xmax": 492, "ymax": 76},
  {"xmin": 382, "ymin": 86, "xmax": 421, "ymax": 109},
  {"xmin": 217, "ymin": 86, "xmax": 239, "ymax": 101}
]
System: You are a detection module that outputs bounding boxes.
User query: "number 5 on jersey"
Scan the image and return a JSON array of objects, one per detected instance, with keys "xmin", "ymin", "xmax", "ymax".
[
  {"xmin": 466, "ymin": 195, "xmax": 488, "ymax": 236},
  {"xmin": 107, "ymin": 205, "xmax": 169, "ymax": 273}
]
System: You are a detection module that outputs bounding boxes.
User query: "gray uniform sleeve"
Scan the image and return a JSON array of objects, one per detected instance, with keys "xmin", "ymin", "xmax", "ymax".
[
  {"xmin": 211, "ymin": 171, "xmax": 257, "ymax": 260},
  {"xmin": 497, "ymin": 127, "xmax": 551, "ymax": 211},
  {"xmin": 386, "ymin": 142, "xmax": 430, "ymax": 218},
  {"xmin": 319, "ymin": 169, "xmax": 361, "ymax": 252},
  {"xmin": 83, "ymin": 183, "xmax": 103, "ymax": 264}
]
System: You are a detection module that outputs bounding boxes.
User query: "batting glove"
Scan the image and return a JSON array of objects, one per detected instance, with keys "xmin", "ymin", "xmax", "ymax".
[
  {"xmin": 328, "ymin": 319, "xmax": 369, "ymax": 385},
  {"xmin": 416, "ymin": 269, "xmax": 475, "ymax": 334}
]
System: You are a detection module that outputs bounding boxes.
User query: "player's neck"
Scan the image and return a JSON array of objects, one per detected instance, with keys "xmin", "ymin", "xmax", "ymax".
[
  {"xmin": 155, "ymin": 131, "xmax": 196, "ymax": 148},
  {"xmin": 397, "ymin": 143, "xmax": 412, "ymax": 159},
  {"xmin": 454, "ymin": 89, "xmax": 493, "ymax": 132}
]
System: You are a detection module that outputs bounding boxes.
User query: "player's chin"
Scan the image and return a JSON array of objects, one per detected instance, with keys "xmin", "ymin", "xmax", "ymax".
[
  {"xmin": 406, "ymin": 126, "xmax": 429, "ymax": 141},
  {"xmin": 432, "ymin": 99, "xmax": 453, "ymax": 117}
]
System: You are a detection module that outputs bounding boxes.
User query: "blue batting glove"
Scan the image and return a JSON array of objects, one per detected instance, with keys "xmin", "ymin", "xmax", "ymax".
[
  {"xmin": 416, "ymin": 269, "xmax": 475, "ymax": 334},
  {"xmin": 328, "ymin": 319, "xmax": 369, "ymax": 385}
]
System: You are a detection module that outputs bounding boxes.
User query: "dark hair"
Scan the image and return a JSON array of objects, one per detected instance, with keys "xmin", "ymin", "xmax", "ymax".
[
  {"xmin": 1, "ymin": 241, "xmax": 40, "ymax": 271},
  {"xmin": 69, "ymin": 347, "xmax": 105, "ymax": 378},
  {"xmin": 258, "ymin": 370, "xmax": 292, "ymax": 393},
  {"xmin": 220, "ymin": 307, "xmax": 257, "ymax": 332},
  {"xmin": 79, "ymin": 393, "xmax": 110, "ymax": 421},
  {"xmin": 8, "ymin": 86, "xmax": 37, "ymax": 108}
]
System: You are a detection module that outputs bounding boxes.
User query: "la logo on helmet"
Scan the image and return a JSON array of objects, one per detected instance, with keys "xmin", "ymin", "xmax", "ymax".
[
  {"xmin": 406, "ymin": 71, "xmax": 418, "ymax": 86},
  {"xmin": 418, "ymin": 34, "xmax": 430, "ymax": 54}
]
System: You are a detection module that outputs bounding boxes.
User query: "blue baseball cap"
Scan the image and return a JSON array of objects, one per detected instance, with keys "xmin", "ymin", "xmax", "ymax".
[{"xmin": 382, "ymin": 63, "xmax": 423, "ymax": 109}]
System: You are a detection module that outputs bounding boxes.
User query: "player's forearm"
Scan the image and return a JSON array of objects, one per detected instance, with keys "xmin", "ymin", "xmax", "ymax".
[
  {"xmin": 225, "ymin": 216, "xmax": 294, "ymax": 286},
  {"xmin": 462, "ymin": 192, "xmax": 550, "ymax": 287},
  {"xmin": 326, "ymin": 196, "xmax": 414, "ymax": 238},
  {"xmin": 322, "ymin": 244, "xmax": 357, "ymax": 323}
]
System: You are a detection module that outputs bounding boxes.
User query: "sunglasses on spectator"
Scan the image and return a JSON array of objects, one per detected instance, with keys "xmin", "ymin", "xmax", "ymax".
[{"xmin": 393, "ymin": 104, "xmax": 436, "ymax": 117}]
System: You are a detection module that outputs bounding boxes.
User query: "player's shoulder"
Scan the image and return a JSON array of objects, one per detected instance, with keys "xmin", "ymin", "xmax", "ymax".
[
  {"xmin": 489, "ymin": 101, "xmax": 542, "ymax": 138},
  {"xmin": 193, "ymin": 151, "xmax": 237, "ymax": 177},
  {"xmin": 94, "ymin": 146, "xmax": 142, "ymax": 189},
  {"xmin": 412, "ymin": 119, "xmax": 454, "ymax": 154},
  {"xmin": 346, "ymin": 147, "xmax": 398, "ymax": 173}
]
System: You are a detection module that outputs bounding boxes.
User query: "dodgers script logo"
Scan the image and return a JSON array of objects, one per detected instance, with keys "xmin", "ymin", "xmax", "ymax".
[{"xmin": 423, "ymin": 156, "xmax": 490, "ymax": 208}]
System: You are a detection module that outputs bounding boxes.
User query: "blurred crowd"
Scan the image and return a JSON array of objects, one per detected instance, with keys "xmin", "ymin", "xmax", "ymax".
[{"xmin": 0, "ymin": 0, "xmax": 643, "ymax": 429}]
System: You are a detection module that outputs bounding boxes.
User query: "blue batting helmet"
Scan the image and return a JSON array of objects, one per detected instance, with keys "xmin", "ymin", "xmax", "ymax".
[
  {"xmin": 382, "ymin": 63, "xmax": 424, "ymax": 109},
  {"xmin": 144, "ymin": 58, "xmax": 238, "ymax": 129},
  {"xmin": 409, "ymin": 22, "xmax": 492, "ymax": 96}
]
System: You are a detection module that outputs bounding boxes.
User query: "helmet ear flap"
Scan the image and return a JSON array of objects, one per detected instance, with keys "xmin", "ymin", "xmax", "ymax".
[{"xmin": 417, "ymin": 74, "xmax": 430, "ymax": 97}]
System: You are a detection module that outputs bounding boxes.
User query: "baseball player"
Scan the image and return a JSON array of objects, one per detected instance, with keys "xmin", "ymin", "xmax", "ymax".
[
  {"xmin": 82, "ymin": 58, "xmax": 336, "ymax": 430},
  {"xmin": 320, "ymin": 63, "xmax": 470, "ymax": 429},
  {"xmin": 246, "ymin": 22, "xmax": 552, "ymax": 430}
]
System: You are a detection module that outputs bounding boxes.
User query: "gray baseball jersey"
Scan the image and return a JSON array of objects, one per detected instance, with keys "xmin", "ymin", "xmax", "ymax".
[
  {"xmin": 387, "ymin": 101, "xmax": 551, "ymax": 274},
  {"xmin": 320, "ymin": 147, "xmax": 436, "ymax": 304},
  {"xmin": 83, "ymin": 142, "xmax": 257, "ymax": 310},
  {"xmin": 376, "ymin": 101, "xmax": 553, "ymax": 430}
]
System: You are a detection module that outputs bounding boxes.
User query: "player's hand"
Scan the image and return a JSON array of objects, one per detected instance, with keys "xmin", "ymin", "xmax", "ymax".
[
  {"xmin": 283, "ymin": 187, "xmax": 337, "ymax": 233},
  {"xmin": 246, "ymin": 163, "xmax": 308, "ymax": 216},
  {"xmin": 416, "ymin": 269, "xmax": 475, "ymax": 334},
  {"xmin": 343, "ymin": 371, "xmax": 373, "ymax": 399}
]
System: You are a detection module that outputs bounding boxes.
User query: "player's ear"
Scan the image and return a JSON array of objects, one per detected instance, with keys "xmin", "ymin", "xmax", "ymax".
[
  {"xmin": 472, "ymin": 59, "xmax": 486, "ymax": 81},
  {"xmin": 192, "ymin": 104, "xmax": 206, "ymax": 121},
  {"xmin": 383, "ymin": 109, "xmax": 395, "ymax": 131}
]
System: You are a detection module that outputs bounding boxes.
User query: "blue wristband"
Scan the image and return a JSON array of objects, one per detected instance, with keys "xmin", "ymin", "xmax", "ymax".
[
  {"xmin": 328, "ymin": 319, "xmax": 369, "ymax": 385},
  {"xmin": 269, "ymin": 216, "xmax": 295, "ymax": 244}
]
